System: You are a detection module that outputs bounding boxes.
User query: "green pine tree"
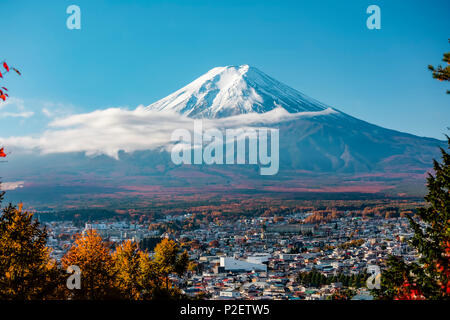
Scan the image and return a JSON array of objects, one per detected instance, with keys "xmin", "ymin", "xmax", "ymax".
[
  {"xmin": 428, "ymin": 39, "xmax": 450, "ymax": 94},
  {"xmin": 376, "ymin": 137, "xmax": 450, "ymax": 300}
]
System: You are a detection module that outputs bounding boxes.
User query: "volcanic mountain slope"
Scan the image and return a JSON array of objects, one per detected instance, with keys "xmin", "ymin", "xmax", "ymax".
[
  {"xmin": 2, "ymin": 65, "xmax": 446, "ymax": 206},
  {"xmin": 146, "ymin": 64, "xmax": 329, "ymax": 118},
  {"xmin": 146, "ymin": 64, "xmax": 443, "ymax": 174}
]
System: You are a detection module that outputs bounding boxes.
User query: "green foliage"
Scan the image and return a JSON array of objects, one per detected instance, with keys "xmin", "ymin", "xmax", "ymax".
[
  {"xmin": 338, "ymin": 239, "xmax": 365, "ymax": 250},
  {"xmin": 376, "ymin": 137, "xmax": 450, "ymax": 300},
  {"xmin": 428, "ymin": 39, "xmax": 450, "ymax": 94},
  {"xmin": 296, "ymin": 269, "xmax": 368, "ymax": 289},
  {"xmin": 327, "ymin": 288, "xmax": 356, "ymax": 300}
]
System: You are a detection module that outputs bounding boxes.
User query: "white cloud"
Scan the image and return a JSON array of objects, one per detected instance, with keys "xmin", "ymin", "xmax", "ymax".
[
  {"xmin": 1, "ymin": 97, "xmax": 77, "ymax": 121},
  {"xmin": 0, "ymin": 97, "xmax": 24, "ymax": 110},
  {"xmin": 41, "ymin": 107, "xmax": 53, "ymax": 117},
  {"xmin": 0, "ymin": 97, "xmax": 34, "ymax": 118},
  {"xmin": 0, "ymin": 105, "xmax": 336, "ymax": 159},
  {"xmin": 41, "ymin": 101, "xmax": 75, "ymax": 118},
  {"xmin": 0, "ymin": 181, "xmax": 25, "ymax": 191},
  {"xmin": 0, "ymin": 111, "xmax": 34, "ymax": 118}
]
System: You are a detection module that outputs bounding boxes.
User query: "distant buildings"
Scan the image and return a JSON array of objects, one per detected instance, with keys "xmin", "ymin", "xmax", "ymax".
[
  {"xmin": 44, "ymin": 211, "xmax": 416, "ymax": 300},
  {"xmin": 216, "ymin": 257, "xmax": 267, "ymax": 273},
  {"xmin": 267, "ymin": 224, "xmax": 315, "ymax": 234}
]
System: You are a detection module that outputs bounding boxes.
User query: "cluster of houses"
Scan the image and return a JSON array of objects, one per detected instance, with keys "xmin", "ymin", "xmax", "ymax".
[{"xmin": 42, "ymin": 211, "xmax": 416, "ymax": 300}]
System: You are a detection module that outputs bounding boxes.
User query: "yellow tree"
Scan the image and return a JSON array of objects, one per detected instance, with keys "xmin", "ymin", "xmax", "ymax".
[
  {"xmin": 112, "ymin": 239, "xmax": 187, "ymax": 299},
  {"xmin": 112, "ymin": 240, "xmax": 144, "ymax": 299},
  {"xmin": 153, "ymin": 238, "xmax": 189, "ymax": 292},
  {"xmin": 61, "ymin": 229, "xmax": 117, "ymax": 299},
  {"xmin": 135, "ymin": 246, "xmax": 169, "ymax": 299},
  {"xmin": 0, "ymin": 203, "xmax": 63, "ymax": 299}
]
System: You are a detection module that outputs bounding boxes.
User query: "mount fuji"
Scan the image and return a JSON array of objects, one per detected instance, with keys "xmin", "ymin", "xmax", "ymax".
[
  {"xmin": 2, "ymin": 65, "xmax": 446, "ymax": 207},
  {"xmin": 144, "ymin": 64, "xmax": 443, "ymax": 174},
  {"xmin": 146, "ymin": 64, "xmax": 329, "ymax": 118}
]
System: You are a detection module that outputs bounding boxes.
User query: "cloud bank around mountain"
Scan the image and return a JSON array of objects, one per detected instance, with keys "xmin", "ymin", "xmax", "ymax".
[
  {"xmin": 0, "ymin": 181, "xmax": 25, "ymax": 191},
  {"xmin": 0, "ymin": 105, "xmax": 337, "ymax": 159}
]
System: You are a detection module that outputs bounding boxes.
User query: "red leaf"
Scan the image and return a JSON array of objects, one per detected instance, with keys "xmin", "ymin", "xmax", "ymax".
[{"xmin": 12, "ymin": 68, "xmax": 21, "ymax": 76}]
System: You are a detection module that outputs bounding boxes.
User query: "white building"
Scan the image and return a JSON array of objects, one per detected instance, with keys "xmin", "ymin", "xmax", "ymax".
[
  {"xmin": 246, "ymin": 253, "xmax": 271, "ymax": 264},
  {"xmin": 219, "ymin": 288, "xmax": 241, "ymax": 298},
  {"xmin": 219, "ymin": 257, "xmax": 267, "ymax": 273}
]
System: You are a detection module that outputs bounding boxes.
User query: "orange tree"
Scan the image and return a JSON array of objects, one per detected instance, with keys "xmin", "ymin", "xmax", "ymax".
[
  {"xmin": 63, "ymin": 233, "xmax": 189, "ymax": 300},
  {"xmin": 61, "ymin": 229, "xmax": 118, "ymax": 299}
]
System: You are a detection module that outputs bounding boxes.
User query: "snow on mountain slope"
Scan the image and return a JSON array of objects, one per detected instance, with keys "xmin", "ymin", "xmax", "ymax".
[
  {"xmin": 146, "ymin": 65, "xmax": 331, "ymax": 118},
  {"xmin": 1, "ymin": 64, "xmax": 446, "ymax": 205}
]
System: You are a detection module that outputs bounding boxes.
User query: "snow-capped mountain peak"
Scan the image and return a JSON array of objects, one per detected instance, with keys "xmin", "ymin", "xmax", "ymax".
[{"xmin": 146, "ymin": 65, "xmax": 330, "ymax": 118}]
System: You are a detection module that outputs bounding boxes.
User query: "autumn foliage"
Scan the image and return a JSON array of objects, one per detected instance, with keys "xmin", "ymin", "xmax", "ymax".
[
  {"xmin": 0, "ymin": 188, "xmax": 189, "ymax": 300},
  {"xmin": 61, "ymin": 230, "xmax": 117, "ymax": 299},
  {"xmin": 0, "ymin": 202, "xmax": 63, "ymax": 299}
]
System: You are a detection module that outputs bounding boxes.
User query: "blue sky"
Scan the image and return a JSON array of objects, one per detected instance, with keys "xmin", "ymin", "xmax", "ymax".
[{"xmin": 0, "ymin": 0, "xmax": 449, "ymax": 139}]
